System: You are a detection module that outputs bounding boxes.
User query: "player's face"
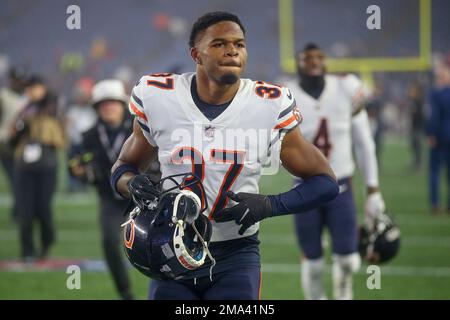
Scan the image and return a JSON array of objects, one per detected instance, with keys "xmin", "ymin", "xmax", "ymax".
[
  {"xmin": 297, "ymin": 49, "xmax": 326, "ymax": 77},
  {"xmin": 192, "ymin": 21, "xmax": 247, "ymax": 85}
]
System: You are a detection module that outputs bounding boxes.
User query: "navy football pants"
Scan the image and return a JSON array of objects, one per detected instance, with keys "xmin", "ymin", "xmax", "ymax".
[
  {"xmin": 293, "ymin": 178, "xmax": 358, "ymax": 259},
  {"xmin": 148, "ymin": 266, "xmax": 261, "ymax": 300}
]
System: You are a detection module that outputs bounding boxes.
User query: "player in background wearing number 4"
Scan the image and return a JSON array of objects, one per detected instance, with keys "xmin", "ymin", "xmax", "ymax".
[{"xmin": 281, "ymin": 44, "xmax": 386, "ymax": 300}]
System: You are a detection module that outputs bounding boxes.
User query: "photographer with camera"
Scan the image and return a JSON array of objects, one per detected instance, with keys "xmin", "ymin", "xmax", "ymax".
[
  {"xmin": 69, "ymin": 79, "xmax": 135, "ymax": 299},
  {"xmin": 13, "ymin": 76, "xmax": 65, "ymax": 262}
]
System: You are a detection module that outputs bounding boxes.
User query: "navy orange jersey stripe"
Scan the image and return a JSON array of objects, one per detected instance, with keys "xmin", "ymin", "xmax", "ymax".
[
  {"xmin": 129, "ymin": 100, "xmax": 148, "ymax": 122},
  {"xmin": 278, "ymin": 100, "xmax": 296, "ymax": 119},
  {"xmin": 274, "ymin": 88, "xmax": 302, "ymax": 131},
  {"xmin": 131, "ymin": 90, "xmax": 144, "ymax": 108},
  {"xmin": 137, "ymin": 118, "xmax": 150, "ymax": 133},
  {"xmin": 274, "ymin": 113, "xmax": 298, "ymax": 129}
]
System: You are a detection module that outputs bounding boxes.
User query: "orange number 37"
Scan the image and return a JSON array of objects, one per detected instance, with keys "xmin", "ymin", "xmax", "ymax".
[{"xmin": 170, "ymin": 147, "xmax": 245, "ymax": 219}]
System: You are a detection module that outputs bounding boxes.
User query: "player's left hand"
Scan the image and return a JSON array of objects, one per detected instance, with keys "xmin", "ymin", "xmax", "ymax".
[
  {"xmin": 214, "ymin": 191, "xmax": 272, "ymax": 235},
  {"xmin": 365, "ymin": 191, "xmax": 386, "ymax": 231},
  {"xmin": 127, "ymin": 174, "xmax": 161, "ymax": 209}
]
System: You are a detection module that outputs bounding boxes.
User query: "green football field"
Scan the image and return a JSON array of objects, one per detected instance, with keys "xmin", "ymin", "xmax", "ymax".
[{"xmin": 1, "ymin": 140, "xmax": 450, "ymax": 300}]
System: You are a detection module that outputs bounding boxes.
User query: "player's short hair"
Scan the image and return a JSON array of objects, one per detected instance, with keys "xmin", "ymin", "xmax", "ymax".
[
  {"xmin": 189, "ymin": 11, "xmax": 246, "ymax": 48},
  {"xmin": 296, "ymin": 43, "xmax": 322, "ymax": 57}
]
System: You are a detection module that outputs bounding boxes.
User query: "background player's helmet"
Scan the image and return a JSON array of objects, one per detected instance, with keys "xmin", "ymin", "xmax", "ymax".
[
  {"xmin": 359, "ymin": 212, "xmax": 401, "ymax": 264},
  {"xmin": 122, "ymin": 173, "xmax": 213, "ymax": 280}
]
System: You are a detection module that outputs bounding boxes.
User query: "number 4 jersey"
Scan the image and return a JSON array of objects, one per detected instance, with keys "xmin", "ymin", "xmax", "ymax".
[
  {"xmin": 283, "ymin": 74, "xmax": 370, "ymax": 181},
  {"xmin": 129, "ymin": 72, "xmax": 301, "ymax": 242}
]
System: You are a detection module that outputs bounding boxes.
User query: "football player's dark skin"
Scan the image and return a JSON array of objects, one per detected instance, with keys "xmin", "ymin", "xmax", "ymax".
[
  {"xmin": 297, "ymin": 48, "xmax": 379, "ymax": 195},
  {"xmin": 112, "ymin": 20, "xmax": 336, "ymax": 199},
  {"xmin": 191, "ymin": 21, "xmax": 247, "ymax": 104},
  {"xmin": 297, "ymin": 48, "xmax": 326, "ymax": 77}
]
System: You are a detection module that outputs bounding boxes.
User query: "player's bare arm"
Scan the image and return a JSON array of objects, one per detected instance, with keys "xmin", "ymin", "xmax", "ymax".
[
  {"xmin": 280, "ymin": 126, "xmax": 335, "ymax": 180},
  {"xmin": 111, "ymin": 119, "xmax": 157, "ymax": 198}
]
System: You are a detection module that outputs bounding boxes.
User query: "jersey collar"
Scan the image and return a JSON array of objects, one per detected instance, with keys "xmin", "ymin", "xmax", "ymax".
[{"xmin": 175, "ymin": 73, "xmax": 250, "ymax": 126}]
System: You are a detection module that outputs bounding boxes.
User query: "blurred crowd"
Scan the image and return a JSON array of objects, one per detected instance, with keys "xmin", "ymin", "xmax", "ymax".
[{"xmin": 0, "ymin": 69, "xmax": 142, "ymax": 299}]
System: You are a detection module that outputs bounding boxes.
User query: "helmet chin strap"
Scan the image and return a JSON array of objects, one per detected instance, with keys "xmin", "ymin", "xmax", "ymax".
[
  {"xmin": 172, "ymin": 190, "xmax": 216, "ymax": 281},
  {"xmin": 191, "ymin": 220, "xmax": 216, "ymax": 281}
]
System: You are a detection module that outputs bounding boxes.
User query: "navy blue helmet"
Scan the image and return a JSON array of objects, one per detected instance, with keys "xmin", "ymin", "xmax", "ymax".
[
  {"xmin": 359, "ymin": 212, "xmax": 400, "ymax": 264},
  {"xmin": 122, "ymin": 173, "xmax": 214, "ymax": 280}
]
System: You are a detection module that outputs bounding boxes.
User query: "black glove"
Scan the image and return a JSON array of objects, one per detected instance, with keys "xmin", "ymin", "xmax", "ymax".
[
  {"xmin": 214, "ymin": 191, "xmax": 272, "ymax": 235},
  {"xmin": 127, "ymin": 175, "xmax": 161, "ymax": 209}
]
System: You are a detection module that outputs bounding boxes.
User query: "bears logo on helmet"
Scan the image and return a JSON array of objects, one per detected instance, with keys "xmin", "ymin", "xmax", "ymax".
[
  {"xmin": 122, "ymin": 172, "xmax": 215, "ymax": 280},
  {"xmin": 123, "ymin": 218, "xmax": 135, "ymax": 249},
  {"xmin": 359, "ymin": 211, "xmax": 401, "ymax": 264}
]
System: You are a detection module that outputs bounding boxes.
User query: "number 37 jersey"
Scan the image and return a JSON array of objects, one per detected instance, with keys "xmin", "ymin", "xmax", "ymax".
[{"xmin": 129, "ymin": 72, "xmax": 301, "ymax": 242}]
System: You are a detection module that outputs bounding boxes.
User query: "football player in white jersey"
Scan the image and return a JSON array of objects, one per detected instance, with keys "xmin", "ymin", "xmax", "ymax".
[
  {"xmin": 282, "ymin": 44, "xmax": 386, "ymax": 300},
  {"xmin": 111, "ymin": 13, "xmax": 339, "ymax": 300}
]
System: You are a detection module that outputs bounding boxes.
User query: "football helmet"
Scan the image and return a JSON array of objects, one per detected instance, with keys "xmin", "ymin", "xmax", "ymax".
[
  {"xmin": 122, "ymin": 172, "xmax": 215, "ymax": 280},
  {"xmin": 359, "ymin": 212, "xmax": 401, "ymax": 264}
]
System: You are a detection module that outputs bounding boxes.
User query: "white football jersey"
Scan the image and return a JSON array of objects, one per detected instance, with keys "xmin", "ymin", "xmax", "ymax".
[
  {"xmin": 283, "ymin": 74, "xmax": 368, "ymax": 180},
  {"xmin": 129, "ymin": 72, "xmax": 301, "ymax": 242}
]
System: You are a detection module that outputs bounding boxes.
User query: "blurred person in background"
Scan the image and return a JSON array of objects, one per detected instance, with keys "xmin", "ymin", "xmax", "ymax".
[
  {"xmin": 0, "ymin": 67, "xmax": 28, "ymax": 222},
  {"xmin": 427, "ymin": 66, "xmax": 450, "ymax": 214},
  {"xmin": 12, "ymin": 76, "xmax": 66, "ymax": 261},
  {"xmin": 282, "ymin": 44, "xmax": 385, "ymax": 300},
  {"xmin": 366, "ymin": 80, "xmax": 386, "ymax": 164},
  {"xmin": 407, "ymin": 81, "xmax": 426, "ymax": 171},
  {"xmin": 69, "ymin": 79, "xmax": 135, "ymax": 300},
  {"xmin": 65, "ymin": 77, "xmax": 97, "ymax": 192}
]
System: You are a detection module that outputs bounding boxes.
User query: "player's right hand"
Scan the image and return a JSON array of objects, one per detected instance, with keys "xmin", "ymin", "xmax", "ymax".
[
  {"xmin": 365, "ymin": 191, "xmax": 386, "ymax": 231},
  {"xmin": 214, "ymin": 191, "xmax": 272, "ymax": 235},
  {"xmin": 127, "ymin": 174, "xmax": 161, "ymax": 203}
]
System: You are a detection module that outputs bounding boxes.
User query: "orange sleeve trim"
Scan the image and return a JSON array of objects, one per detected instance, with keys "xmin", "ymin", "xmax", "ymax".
[
  {"xmin": 129, "ymin": 101, "xmax": 148, "ymax": 122},
  {"xmin": 274, "ymin": 114, "xmax": 297, "ymax": 129}
]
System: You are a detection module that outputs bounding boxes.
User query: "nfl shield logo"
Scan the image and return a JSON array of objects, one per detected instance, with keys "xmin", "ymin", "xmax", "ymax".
[{"xmin": 204, "ymin": 125, "xmax": 215, "ymax": 138}]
